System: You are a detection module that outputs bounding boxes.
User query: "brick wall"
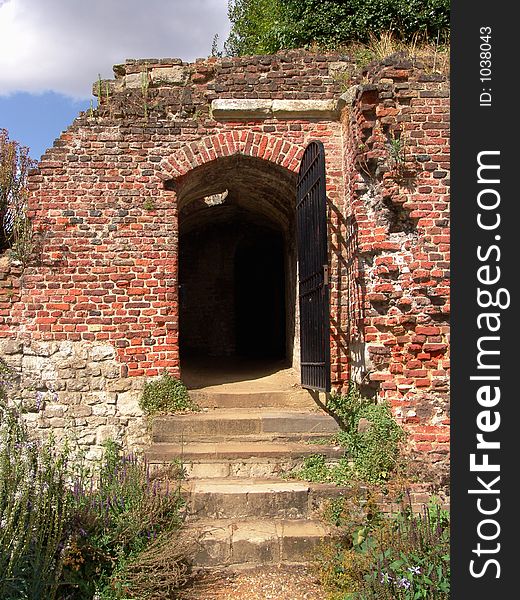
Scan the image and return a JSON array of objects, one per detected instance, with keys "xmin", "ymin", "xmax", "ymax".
[{"xmin": 0, "ymin": 50, "xmax": 449, "ymax": 474}]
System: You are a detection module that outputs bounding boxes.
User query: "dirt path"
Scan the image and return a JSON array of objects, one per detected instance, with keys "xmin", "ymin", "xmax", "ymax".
[{"xmin": 179, "ymin": 565, "xmax": 327, "ymax": 600}]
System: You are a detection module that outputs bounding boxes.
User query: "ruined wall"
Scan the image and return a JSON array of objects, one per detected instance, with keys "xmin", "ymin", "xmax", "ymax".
[
  {"xmin": 338, "ymin": 55, "xmax": 450, "ymax": 482},
  {"xmin": 0, "ymin": 50, "xmax": 449, "ymax": 472}
]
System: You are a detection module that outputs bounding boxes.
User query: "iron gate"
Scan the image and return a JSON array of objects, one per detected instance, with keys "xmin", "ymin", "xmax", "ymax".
[{"xmin": 296, "ymin": 140, "xmax": 331, "ymax": 392}]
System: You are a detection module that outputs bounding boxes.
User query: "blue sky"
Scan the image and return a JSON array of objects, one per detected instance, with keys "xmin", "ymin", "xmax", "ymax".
[{"xmin": 0, "ymin": 0, "xmax": 231, "ymax": 160}]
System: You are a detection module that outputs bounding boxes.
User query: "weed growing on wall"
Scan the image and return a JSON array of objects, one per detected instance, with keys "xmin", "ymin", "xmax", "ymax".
[
  {"xmin": 139, "ymin": 372, "xmax": 199, "ymax": 416},
  {"xmin": 292, "ymin": 383, "xmax": 405, "ymax": 485}
]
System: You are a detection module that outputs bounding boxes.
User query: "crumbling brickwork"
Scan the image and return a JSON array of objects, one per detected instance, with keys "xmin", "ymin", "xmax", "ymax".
[{"xmin": 0, "ymin": 50, "xmax": 449, "ymax": 471}]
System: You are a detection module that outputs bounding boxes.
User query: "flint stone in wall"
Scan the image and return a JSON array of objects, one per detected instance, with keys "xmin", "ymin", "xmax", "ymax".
[
  {"xmin": 107, "ymin": 378, "xmax": 133, "ymax": 392},
  {"xmin": 67, "ymin": 379, "xmax": 90, "ymax": 392},
  {"xmin": 90, "ymin": 345, "xmax": 116, "ymax": 361},
  {"xmin": 43, "ymin": 406, "xmax": 66, "ymax": 418},
  {"xmin": 124, "ymin": 72, "xmax": 145, "ymax": 89},
  {"xmin": 117, "ymin": 389, "xmax": 142, "ymax": 417},
  {"xmin": 24, "ymin": 342, "xmax": 59, "ymax": 357},
  {"xmin": 150, "ymin": 66, "xmax": 187, "ymax": 85},
  {"xmin": 2, "ymin": 339, "xmax": 23, "ymax": 354},
  {"xmin": 102, "ymin": 364, "xmax": 121, "ymax": 379},
  {"xmin": 69, "ymin": 405, "xmax": 93, "ymax": 418},
  {"xmin": 77, "ymin": 431, "xmax": 97, "ymax": 445},
  {"xmin": 97, "ymin": 425, "xmax": 120, "ymax": 445},
  {"xmin": 93, "ymin": 403, "xmax": 116, "ymax": 417}
]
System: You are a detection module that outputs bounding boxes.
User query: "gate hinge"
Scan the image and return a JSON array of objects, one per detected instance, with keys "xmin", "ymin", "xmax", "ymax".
[{"xmin": 323, "ymin": 264, "xmax": 329, "ymax": 286}]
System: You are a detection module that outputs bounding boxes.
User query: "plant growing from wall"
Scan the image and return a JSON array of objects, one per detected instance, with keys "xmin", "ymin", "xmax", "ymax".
[
  {"xmin": 139, "ymin": 372, "xmax": 199, "ymax": 416},
  {"xmin": 291, "ymin": 382, "xmax": 405, "ymax": 485}
]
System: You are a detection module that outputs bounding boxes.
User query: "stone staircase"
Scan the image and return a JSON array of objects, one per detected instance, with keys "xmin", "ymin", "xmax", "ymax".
[{"xmin": 145, "ymin": 389, "xmax": 346, "ymax": 570}]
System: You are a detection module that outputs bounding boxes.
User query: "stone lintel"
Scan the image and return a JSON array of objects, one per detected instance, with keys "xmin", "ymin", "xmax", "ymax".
[
  {"xmin": 211, "ymin": 99, "xmax": 273, "ymax": 119},
  {"xmin": 271, "ymin": 99, "xmax": 338, "ymax": 119},
  {"xmin": 211, "ymin": 99, "xmax": 340, "ymax": 121}
]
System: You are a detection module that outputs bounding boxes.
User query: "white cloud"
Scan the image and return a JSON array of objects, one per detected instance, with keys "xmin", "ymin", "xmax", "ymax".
[{"xmin": 0, "ymin": 0, "xmax": 230, "ymax": 98}]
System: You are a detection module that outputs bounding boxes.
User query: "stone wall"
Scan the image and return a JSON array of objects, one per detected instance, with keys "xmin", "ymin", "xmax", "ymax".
[
  {"xmin": 0, "ymin": 50, "xmax": 449, "ymax": 473},
  {"xmin": 1, "ymin": 339, "xmax": 147, "ymax": 460}
]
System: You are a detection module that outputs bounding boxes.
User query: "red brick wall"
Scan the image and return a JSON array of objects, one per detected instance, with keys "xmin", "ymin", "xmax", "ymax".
[
  {"xmin": 0, "ymin": 51, "xmax": 449, "ymax": 475},
  {"xmin": 339, "ymin": 56, "xmax": 450, "ymax": 477}
]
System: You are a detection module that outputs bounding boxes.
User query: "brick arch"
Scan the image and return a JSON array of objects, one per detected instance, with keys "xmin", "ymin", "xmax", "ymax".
[{"xmin": 161, "ymin": 132, "xmax": 306, "ymax": 181}]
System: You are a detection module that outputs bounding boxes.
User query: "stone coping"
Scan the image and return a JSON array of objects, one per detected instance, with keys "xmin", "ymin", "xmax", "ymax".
[{"xmin": 210, "ymin": 98, "xmax": 341, "ymax": 121}]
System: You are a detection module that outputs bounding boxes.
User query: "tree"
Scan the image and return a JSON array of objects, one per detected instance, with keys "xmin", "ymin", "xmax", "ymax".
[
  {"xmin": 225, "ymin": 0, "xmax": 450, "ymax": 56},
  {"xmin": 0, "ymin": 129, "xmax": 34, "ymax": 263}
]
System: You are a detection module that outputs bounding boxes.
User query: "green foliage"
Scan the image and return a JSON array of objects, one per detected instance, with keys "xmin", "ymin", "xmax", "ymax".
[
  {"xmin": 225, "ymin": 0, "xmax": 289, "ymax": 56},
  {"xmin": 1, "ymin": 364, "xmax": 189, "ymax": 599},
  {"xmin": 293, "ymin": 454, "xmax": 353, "ymax": 486},
  {"xmin": 293, "ymin": 383, "xmax": 405, "ymax": 485},
  {"xmin": 226, "ymin": 0, "xmax": 450, "ymax": 55},
  {"xmin": 0, "ymin": 129, "xmax": 35, "ymax": 261},
  {"xmin": 139, "ymin": 372, "xmax": 198, "ymax": 416},
  {"xmin": 317, "ymin": 500, "xmax": 450, "ymax": 599},
  {"xmin": 0, "ymin": 361, "xmax": 72, "ymax": 600},
  {"xmin": 61, "ymin": 440, "xmax": 187, "ymax": 599}
]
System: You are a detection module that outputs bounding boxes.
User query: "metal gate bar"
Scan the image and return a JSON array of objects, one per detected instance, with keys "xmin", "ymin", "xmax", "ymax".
[{"xmin": 296, "ymin": 141, "xmax": 331, "ymax": 392}]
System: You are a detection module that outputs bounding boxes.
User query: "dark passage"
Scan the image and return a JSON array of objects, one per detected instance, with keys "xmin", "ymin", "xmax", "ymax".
[
  {"xmin": 235, "ymin": 230, "xmax": 286, "ymax": 359},
  {"xmin": 179, "ymin": 213, "xmax": 286, "ymax": 361}
]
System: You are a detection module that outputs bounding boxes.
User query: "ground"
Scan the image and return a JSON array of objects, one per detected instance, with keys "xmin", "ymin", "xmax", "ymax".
[{"xmin": 179, "ymin": 565, "xmax": 326, "ymax": 599}]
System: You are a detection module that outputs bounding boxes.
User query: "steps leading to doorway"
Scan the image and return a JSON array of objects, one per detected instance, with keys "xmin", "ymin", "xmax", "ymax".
[
  {"xmin": 188, "ymin": 389, "xmax": 320, "ymax": 410},
  {"xmin": 145, "ymin": 387, "xmax": 347, "ymax": 570}
]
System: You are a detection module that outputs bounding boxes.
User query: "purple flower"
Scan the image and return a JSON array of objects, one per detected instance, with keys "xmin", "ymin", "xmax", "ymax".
[
  {"xmin": 380, "ymin": 572, "xmax": 393, "ymax": 584},
  {"xmin": 35, "ymin": 391, "xmax": 45, "ymax": 411},
  {"xmin": 408, "ymin": 566, "xmax": 421, "ymax": 575},
  {"xmin": 398, "ymin": 577, "xmax": 411, "ymax": 589}
]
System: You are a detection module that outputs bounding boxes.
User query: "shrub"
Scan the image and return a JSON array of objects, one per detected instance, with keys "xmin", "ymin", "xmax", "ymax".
[
  {"xmin": 225, "ymin": 0, "xmax": 450, "ymax": 56},
  {"xmin": 61, "ymin": 440, "xmax": 187, "ymax": 599},
  {"xmin": 1, "ymin": 361, "xmax": 190, "ymax": 600},
  {"xmin": 0, "ymin": 361, "xmax": 72, "ymax": 600},
  {"xmin": 317, "ymin": 499, "xmax": 450, "ymax": 599},
  {"xmin": 139, "ymin": 372, "xmax": 198, "ymax": 416},
  {"xmin": 291, "ymin": 384, "xmax": 405, "ymax": 485}
]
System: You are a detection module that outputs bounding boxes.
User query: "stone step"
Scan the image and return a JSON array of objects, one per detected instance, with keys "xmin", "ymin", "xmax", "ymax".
[
  {"xmin": 146, "ymin": 441, "xmax": 344, "ymax": 479},
  {"xmin": 189, "ymin": 389, "xmax": 319, "ymax": 410},
  {"xmin": 152, "ymin": 409, "xmax": 340, "ymax": 443},
  {"xmin": 182, "ymin": 478, "xmax": 351, "ymax": 520},
  {"xmin": 187, "ymin": 518, "xmax": 334, "ymax": 568},
  {"xmin": 146, "ymin": 441, "xmax": 344, "ymax": 463}
]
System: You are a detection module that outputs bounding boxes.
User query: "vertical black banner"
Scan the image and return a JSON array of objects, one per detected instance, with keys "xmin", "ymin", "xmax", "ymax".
[{"xmin": 452, "ymin": 1, "xmax": 515, "ymax": 597}]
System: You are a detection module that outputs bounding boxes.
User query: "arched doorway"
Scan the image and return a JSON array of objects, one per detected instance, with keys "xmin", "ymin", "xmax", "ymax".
[{"xmin": 174, "ymin": 154, "xmax": 298, "ymax": 382}]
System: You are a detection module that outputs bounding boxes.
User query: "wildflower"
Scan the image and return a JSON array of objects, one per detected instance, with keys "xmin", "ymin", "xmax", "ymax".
[
  {"xmin": 408, "ymin": 566, "xmax": 421, "ymax": 575},
  {"xmin": 380, "ymin": 572, "xmax": 393, "ymax": 584},
  {"xmin": 398, "ymin": 577, "xmax": 411, "ymax": 589},
  {"xmin": 35, "ymin": 391, "xmax": 45, "ymax": 411}
]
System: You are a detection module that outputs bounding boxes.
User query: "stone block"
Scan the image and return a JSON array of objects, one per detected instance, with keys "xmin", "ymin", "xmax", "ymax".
[
  {"xmin": 150, "ymin": 66, "xmax": 187, "ymax": 85},
  {"xmin": 1, "ymin": 339, "xmax": 23, "ymax": 354},
  {"xmin": 124, "ymin": 73, "xmax": 144, "ymax": 89},
  {"xmin": 272, "ymin": 99, "xmax": 339, "ymax": 119},
  {"xmin": 117, "ymin": 390, "xmax": 142, "ymax": 416},
  {"xmin": 211, "ymin": 99, "xmax": 273, "ymax": 119},
  {"xmin": 90, "ymin": 345, "xmax": 116, "ymax": 361}
]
